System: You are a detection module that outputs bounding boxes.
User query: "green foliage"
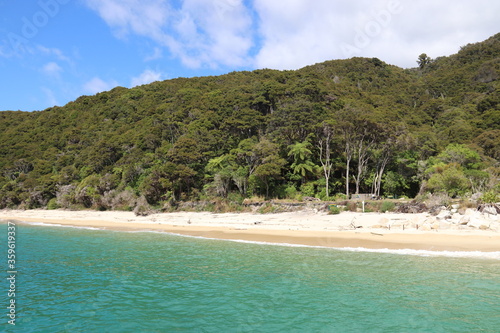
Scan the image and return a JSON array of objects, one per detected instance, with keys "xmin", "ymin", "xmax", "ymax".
[
  {"xmin": 480, "ymin": 191, "xmax": 499, "ymax": 204},
  {"xmin": 300, "ymin": 182, "xmax": 315, "ymax": 197},
  {"xmin": 426, "ymin": 164, "xmax": 470, "ymax": 197},
  {"xmin": 47, "ymin": 198, "xmax": 59, "ymax": 210},
  {"xmin": 380, "ymin": 201, "xmax": 395, "ymax": 213},
  {"xmin": 328, "ymin": 205, "xmax": 341, "ymax": 214},
  {"xmin": 0, "ymin": 34, "xmax": 499, "ymax": 209}
]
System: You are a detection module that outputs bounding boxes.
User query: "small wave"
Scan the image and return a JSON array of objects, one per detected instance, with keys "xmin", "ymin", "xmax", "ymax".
[
  {"xmin": 150, "ymin": 231, "xmax": 500, "ymax": 260},
  {"xmin": 21, "ymin": 221, "xmax": 103, "ymax": 231},
  {"xmin": 15, "ymin": 221, "xmax": 500, "ymax": 260},
  {"xmin": 335, "ymin": 247, "xmax": 500, "ymax": 260}
]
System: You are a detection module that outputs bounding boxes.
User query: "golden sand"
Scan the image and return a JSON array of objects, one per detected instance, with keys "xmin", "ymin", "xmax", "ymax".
[{"xmin": 1, "ymin": 209, "xmax": 499, "ymax": 252}]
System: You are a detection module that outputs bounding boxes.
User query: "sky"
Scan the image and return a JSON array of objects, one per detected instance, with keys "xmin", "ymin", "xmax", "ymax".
[{"xmin": 0, "ymin": 0, "xmax": 498, "ymax": 111}]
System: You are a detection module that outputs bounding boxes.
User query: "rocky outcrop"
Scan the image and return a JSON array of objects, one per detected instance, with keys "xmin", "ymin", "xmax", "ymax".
[
  {"xmin": 395, "ymin": 201, "xmax": 428, "ymax": 213},
  {"xmin": 478, "ymin": 204, "xmax": 500, "ymax": 215}
]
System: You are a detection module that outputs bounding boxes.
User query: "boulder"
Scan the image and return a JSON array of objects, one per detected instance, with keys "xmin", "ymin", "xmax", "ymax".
[
  {"xmin": 436, "ymin": 210, "xmax": 452, "ymax": 220},
  {"xmin": 467, "ymin": 217, "xmax": 489, "ymax": 229},
  {"xmin": 459, "ymin": 216, "xmax": 470, "ymax": 225},
  {"xmin": 429, "ymin": 205, "xmax": 447, "ymax": 216},
  {"xmin": 420, "ymin": 223, "xmax": 432, "ymax": 231},
  {"xmin": 478, "ymin": 204, "xmax": 500, "ymax": 215}
]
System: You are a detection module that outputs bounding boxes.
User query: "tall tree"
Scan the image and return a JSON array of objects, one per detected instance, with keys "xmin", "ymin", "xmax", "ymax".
[
  {"xmin": 317, "ymin": 121, "xmax": 335, "ymax": 198},
  {"xmin": 287, "ymin": 139, "xmax": 316, "ymax": 183}
]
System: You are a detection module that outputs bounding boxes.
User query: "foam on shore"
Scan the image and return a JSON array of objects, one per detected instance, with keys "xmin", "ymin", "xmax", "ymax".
[{"xmin": 7, "ymin": 217, "xmax": 500, "ymax": 260}]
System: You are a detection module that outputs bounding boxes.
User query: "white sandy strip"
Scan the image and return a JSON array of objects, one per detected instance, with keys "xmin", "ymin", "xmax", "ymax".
[{"xmin": 1, "ymin": 209, "xmax": 499, "ymax": 252}]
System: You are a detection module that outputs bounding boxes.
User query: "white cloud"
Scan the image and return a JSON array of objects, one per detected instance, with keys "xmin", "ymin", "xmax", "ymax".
[
  {"xmin": 170, "ymin": 0, "xmax": 254, "ymax": 68},
  {"xmin": 37, "ymin": 45, "xmax": 71, "ymax": 63},
  {"xmin": 84, "ymin": 0, "xmax": 170, "ymax": 40},
  {"xmin": 85, "ymin": 0, "xmax": 500, "ymax": 70},
  {"xmin": 83, "ymin": 77, "xmax": 118, "ymax": 95},
  {"xmin": 131, "ymin": 69, "xmax": 163, "ymax": 87},
  {"xmin": 253, "ymin": 0, "xmax": 500, "ymax": 69},
  {"xmin": 41, "ymin": 62, "xmax": 62, "ymax": 76},
  {"xmin": 84, "ymin": 0, "xmax": 253, "ymax": 68}
]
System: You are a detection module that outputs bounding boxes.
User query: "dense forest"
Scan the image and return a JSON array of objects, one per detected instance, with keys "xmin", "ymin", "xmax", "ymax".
[{"xmin": 0, "ymin": 33, "xmax": 499, "ymax": 212}]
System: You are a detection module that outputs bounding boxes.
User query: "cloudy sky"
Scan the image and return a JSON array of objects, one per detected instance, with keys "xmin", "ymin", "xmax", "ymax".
[{"xmin": 0, "ymin": 0, "xmax": 498, "ymax": 111}]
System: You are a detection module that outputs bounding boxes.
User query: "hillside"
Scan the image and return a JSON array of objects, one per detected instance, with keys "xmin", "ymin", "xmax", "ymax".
[{"xmin": 0, "ymin": 33, "xmax": 499, "ymax": 211}]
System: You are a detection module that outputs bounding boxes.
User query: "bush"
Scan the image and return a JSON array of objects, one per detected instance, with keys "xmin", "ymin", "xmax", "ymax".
[
  {"xmin": 47, "ymin": 198, "xmax": 59, "ymax": 210},
  {"xmin": 346, "ymin": 201, "xmax": 358, "ymax": 212},
  {"xmin": 332, "ymin": 193, "xmax": 347, "ymax": 201},
  {"xmin": 284, "ymin": 184, "xmax": 298, "ymax": 200},
  {"xmin": 300, "ymin": 182, "xmax": 315, "ymax": 197},
  {"xmin": 480, "ymin": 191, "xmax": 499, "ymax": 204},
  {"xmin": 380, "ymin": 201, "xmax": 395, "ymax": 212},
  {"xmin": 328, "ymin": 205, "xmax": 341, "ymax": 214}
]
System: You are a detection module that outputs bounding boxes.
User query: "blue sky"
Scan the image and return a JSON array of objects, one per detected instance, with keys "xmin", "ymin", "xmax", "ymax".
[{"xmin": 0, "ymin": 0, "xmax": 499, "ymax": 111}]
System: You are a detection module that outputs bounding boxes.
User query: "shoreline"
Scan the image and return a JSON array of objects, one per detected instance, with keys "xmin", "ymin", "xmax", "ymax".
[{"xmin": 1, "ymin": 209, "xmax": 500, "ymax": 252}]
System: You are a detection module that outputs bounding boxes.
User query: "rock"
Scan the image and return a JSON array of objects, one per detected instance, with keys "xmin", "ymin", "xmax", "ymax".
[
  {"xmin": 459, "ymin": 216, "xmax": 470, "ymax": 225},
  {"xmin": 395, "ymin": 201, "xmax": 427, "ymax": 213},
  {"xmin": 429, "ymin": 205, "xmax": 447, "ymax": 216},
  {"xmin": 431, "ymin": 222, "xmax": 440, "ymax": 230},
  {"xmin": 378, "ymin": 217, "xmax": 389, "ymax": 226},
  {"xmin": 451, "ymin": 204, "xmax": 460, "ymax": 210},
  {"xmin": 467, "ymin": 217, "xmax": 489, "ymax": 229},
  {"xmin": 478, "ymin": 204, "xmax": 500, "ymax": 215},
  {"xmin": 436, "ymin": 210, "xmax": 452, "ymax": 220},
  {"xmin": 471, "ymin": 192, "xmax": 483, "ymax": 201},
  {"xmin": 420, "ymin": 223, "xmax": 432, "ymax": 231}
]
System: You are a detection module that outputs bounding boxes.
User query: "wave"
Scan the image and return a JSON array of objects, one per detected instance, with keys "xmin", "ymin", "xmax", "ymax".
[
  {"xmin": 13, "ymin": 220, "xmax": 500, "ymax": 260},
  {"xmin": 18, "ymin": 221, "xmax": 104, "ymax": 231},
  {"xmin": 143, "ymin": 230, "xmax": 500, "ymax": 260}
]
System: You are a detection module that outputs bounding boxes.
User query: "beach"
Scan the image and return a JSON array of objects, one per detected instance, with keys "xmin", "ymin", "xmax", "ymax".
[{"xmin": 1, "ymin": 208, "xmax": 499, "ymax": 252}]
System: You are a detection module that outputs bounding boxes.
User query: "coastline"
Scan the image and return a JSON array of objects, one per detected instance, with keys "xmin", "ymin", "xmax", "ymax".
[{"xmin": 1, "ymin": 209, "xmax": 499, "ymax": 252}]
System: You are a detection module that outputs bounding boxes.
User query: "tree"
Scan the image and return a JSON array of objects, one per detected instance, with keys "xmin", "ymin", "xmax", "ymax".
[
  {"xmin": 426, "ymin": 163, "xmax": 470, "ymax": 197},
  {"xmin": 417, "ymin": 53, "xmax": 432, "ymax": 69},
  {"xmin": 287, "ymin": 140, "xmax": 317, "ymax": 183},
  {"xmin": 337, "ymin": 116, "xmax": 356, "ymax": 197},
  {"xmin": 206, "ymin": 155, "xmax": 235, "ymax": 197},
  {"xmin": 371, "ymin": 124, "xmax": 408, "ymax": 197},
  {"xmin": 317, "ymin": 121, "xmax": 334, "ymax": 199},
  {"xmin": 253, "ymin": 154, "xmax": 286, "ymax": 198}
]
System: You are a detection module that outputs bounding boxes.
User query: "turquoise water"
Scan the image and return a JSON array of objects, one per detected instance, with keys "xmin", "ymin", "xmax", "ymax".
[{"xmin": 2, "ymin": 222, "xmax": 500, "ymax": 332}]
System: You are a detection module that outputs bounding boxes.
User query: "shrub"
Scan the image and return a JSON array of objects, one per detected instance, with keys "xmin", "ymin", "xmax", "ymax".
[
  {"xmin": 480, "ymin": 191, "xmax": 499, "ymax": 204},
  {"xmin": 284, "ymin": 184, "xmax": 298, "ymax": 200},
  {"xmin": 346, "ymin": 201, "xmax": 358, "ymax": 212},
  {"xmin": 328, "ymin": 205, "xmax": 341, "ymax": 214},
  {"xmin": 300, "ymin": 182, "xmax": 315, "ymax": 197},
  {"xmin": 47, "ymin": 198, "xmax": 59, "ymax": 210},
  {"xmin": 332, "ymin": 193, "xmax": 347, "ymax": 201},
  {"xmin": 380, "ymin": 201, "xmax": 395, "ymax": 212}
]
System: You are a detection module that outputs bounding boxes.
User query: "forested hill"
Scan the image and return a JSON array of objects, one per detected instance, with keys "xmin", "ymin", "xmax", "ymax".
[{"xmin": 0, "ymin": 33, "xmax": 499, "ymax": 211}]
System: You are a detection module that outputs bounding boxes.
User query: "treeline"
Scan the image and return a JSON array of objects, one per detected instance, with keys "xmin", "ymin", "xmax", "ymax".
[{"xmin": 0, "ymin": 33, "xmax": 499, "ymax": 211}]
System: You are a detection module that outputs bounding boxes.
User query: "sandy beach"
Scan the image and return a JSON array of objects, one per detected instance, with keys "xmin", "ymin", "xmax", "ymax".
[{"xmin": 1, "ymin": 209, "xmax": 500, "ymax": 252}]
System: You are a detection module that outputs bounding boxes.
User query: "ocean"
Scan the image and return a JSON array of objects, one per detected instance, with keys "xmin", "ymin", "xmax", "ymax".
[{"xmin": 2, "ymin": 221, "xmax": 500, "ymax": 332}]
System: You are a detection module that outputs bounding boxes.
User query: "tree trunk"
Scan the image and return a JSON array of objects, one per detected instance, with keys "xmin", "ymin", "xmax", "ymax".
[{"xmin": 318, "ymin": 126, "xmax": 333, "ymax": 199}]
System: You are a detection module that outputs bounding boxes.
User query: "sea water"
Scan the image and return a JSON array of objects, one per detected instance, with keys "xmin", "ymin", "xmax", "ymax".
[{"xmin": 2, "ymin": 222, "xmax": 499, "ymax": 332}]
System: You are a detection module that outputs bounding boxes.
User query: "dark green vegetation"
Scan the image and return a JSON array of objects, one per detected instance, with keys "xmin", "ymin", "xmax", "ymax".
[{"xmin": 1, "ymin": 34, "xmax": 499, "ymax": 211}]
